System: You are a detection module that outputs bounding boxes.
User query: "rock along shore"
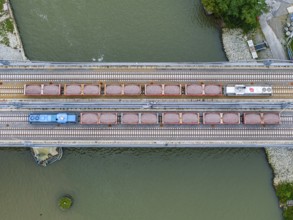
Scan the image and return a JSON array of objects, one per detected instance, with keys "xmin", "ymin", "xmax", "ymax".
[{"xmin": 222, "ymin": 28, "xmax": 255, "ymax": 62}]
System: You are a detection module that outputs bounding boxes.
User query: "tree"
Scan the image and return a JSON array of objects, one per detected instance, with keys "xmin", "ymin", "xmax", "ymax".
[{"xmin": 202, "ymin": 0, "xmax": 268, "ymax": 32}]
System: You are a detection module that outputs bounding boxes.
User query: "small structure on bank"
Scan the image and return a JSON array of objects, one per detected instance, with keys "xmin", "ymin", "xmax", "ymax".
[
  {"xmin": 247, "ymin": 40, "xmax": 258, "ymax": 59},
  {"xmin": 247, "ymin": 40, "xmax": 268, "ymax": 59},
  {"xmin": 31, "ymin": 147, "xmax": 63, "ymax": 167}
]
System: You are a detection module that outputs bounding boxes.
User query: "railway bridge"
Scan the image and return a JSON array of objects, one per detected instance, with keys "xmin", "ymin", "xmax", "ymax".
[{"xmin": 1, "ymin": 60, "xmax": 293, "ymax": 148}]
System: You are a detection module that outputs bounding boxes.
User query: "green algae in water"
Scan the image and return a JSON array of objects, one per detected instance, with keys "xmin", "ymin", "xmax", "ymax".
[{"xmin": 58, "ymin": 195, "xmax": 73, "ymax": 210}]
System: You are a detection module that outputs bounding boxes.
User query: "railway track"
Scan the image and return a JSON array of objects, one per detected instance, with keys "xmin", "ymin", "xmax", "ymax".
[
  {"xmin": 0, "ymin": 87, "xmax": 24, "ymax": 96},
  {"xmin": 0, "ymin": 114, "xmax": 28, "ymax": 123},
  {"xmin": 273, "ymin": 87, "xmax": 293, "ymax": 96},
  {"xmin": 0, "ymin": 127, "xmax": 292, "ymax": 140},
  {"xmin": 1, "ymin": 70, "xmax": 293, "ymax": 82},
  {"xmin": 0, "ymin": 101, "xmax": 291, "ymax": 110}
]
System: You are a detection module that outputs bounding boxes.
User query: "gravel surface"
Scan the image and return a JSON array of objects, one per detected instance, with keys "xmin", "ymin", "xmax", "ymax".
[
  {"xmin": 266, "ymin": 148, "xmax": 293, "ymax": 185},
  {"xmin": 222, "ymin": 28, "xmax": 255, "ymax": 62},
  {"xmin": 0, "ymin": 44, "xmax": 23, "ymax": 60}
]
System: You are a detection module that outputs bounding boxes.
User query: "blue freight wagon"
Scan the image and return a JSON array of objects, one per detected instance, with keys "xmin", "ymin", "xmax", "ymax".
[{"xmin": 29, "ymin": 113, "xmax": 77, "ymax": 124}]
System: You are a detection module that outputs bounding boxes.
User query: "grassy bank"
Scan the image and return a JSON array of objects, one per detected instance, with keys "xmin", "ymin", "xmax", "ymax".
[
  {"xmin": 0, "ymin": 18, "xmax": 13, "ymax": 46},
  {"xmin": 0, "ymin": 0, "xmax": 4, "ymax": 11},
  {"xmin": 0, "ymin": 0, "xmax": 15, "ymax": 47},
  {"xmin": 275, "ymin": 183, "xmax": 293, "ymax": 220}
]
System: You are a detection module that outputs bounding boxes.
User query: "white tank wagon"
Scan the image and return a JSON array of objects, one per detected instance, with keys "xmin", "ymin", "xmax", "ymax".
[{"xmin": 225, "ymin": 85, "xmax": 272, "ymax": 96}]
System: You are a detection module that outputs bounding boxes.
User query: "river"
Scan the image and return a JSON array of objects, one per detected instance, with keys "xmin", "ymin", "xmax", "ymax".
[
  {"xmin": 0, "ymin": 148, "xmax": 282, "ymax": 220},
  {"xmin": 10, "ymin": 0, "xmax": 226, "ymax": 62},
  {"xmin": 4, "ymin": 0, "xmax": 282, "ymax": 219}
]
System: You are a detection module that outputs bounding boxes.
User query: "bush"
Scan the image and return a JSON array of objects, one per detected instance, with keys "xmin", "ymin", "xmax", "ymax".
[
  {"xmin": 275, "ymin": 183, "xmax": 293, "ymax": 220},
  {"xmin": 4, "ymin": 19, "xmax": 14, "ymax": 33},
  {"xmin": 0, "ymin": 36, "xmax": 9, "ymax": 46},
  {"xmin": 0, "ymin": 0, "xmax": 5, "ymax": 11},
  {"xmin": 201, "ymin": 0, "xmax": 268, "ymax": 32}
]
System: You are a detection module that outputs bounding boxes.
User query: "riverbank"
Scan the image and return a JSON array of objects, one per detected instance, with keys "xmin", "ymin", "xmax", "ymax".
[{"xmin": 0, "ymin": 0, "xmax": 26, "ymax": 60}]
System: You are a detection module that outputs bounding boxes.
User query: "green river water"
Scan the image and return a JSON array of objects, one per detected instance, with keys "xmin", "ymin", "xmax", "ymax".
[
  {"xmin": 10, "ymin": 0, "xmax": 226, "ymax": 62},
  {"xmin": 0, "ymin": 148, "xmax": 282, "ymax": 220},
  {"xmin": 3, "ymin": 0, "xmax": 282, "ymax": 219}
]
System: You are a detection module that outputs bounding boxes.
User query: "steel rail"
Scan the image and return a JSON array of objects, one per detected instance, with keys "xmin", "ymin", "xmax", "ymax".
[
  {"xmin": 0, "ymin": 101, "xmax": 292, "ymax": 110},
  {"xmin": 0, "ymin": 70, "xmax": 293, "ymax": 82},
  {"xmin": 0, "ymin": 127, "xmax": 292, "ymax": 140}
]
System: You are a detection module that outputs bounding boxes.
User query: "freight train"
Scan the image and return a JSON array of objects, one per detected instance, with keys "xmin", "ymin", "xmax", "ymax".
[
  {"xmin": 24, "ymin": 83, "xmax": 273, "ymax": 96},
  {"xmin": 28, "ymin": 112, "xmax": 280, "ymax": 125}
]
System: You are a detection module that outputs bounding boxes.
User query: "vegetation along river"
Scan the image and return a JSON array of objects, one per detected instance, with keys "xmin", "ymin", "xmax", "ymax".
[
  {"xmin": 10, "ymin": 0, "xmax": 226, "ymax": 62},
  {"xmin": 4, "ymin": 1, "xmax": 282, "ymax": 219}
]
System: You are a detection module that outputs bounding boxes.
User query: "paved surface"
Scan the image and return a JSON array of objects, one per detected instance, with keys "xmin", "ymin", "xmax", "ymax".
[{"xmin": 259, "ymin": 14, "xmax": 287, "ymax": 59}]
